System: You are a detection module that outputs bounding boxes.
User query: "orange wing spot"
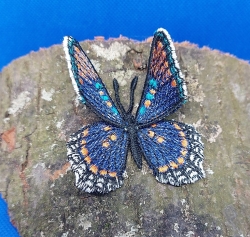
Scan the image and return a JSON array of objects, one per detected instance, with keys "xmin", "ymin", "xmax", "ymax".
[
  {"xmin": 99, "ymin": 91, "xmax": 104, "ymax": 95},
  {"xmin": 157, "ymin": 41, "xmax": 163, "ymax": 49},
  {"xmin": 110, "ymin": 134, "xmax": 117, "ymax": 141},
  {"xmin": 81, "ymin": 147, "xmax": 89, "ymax": 156},
  {"xmin": 158, "ymin": 165, "xmax": 169, "ymax": 173},
  {"xmin": 162, "ymin": 51, "xmax": 166, "ymax": 57},
  {"xmin": 75, "ymin": 54, "xmax": 79, "ymax": 60},
  {"xmin": 106, "ymin": 101, "xmax": 112, "ymax": 107},
  {"xmin": 84, "ymin": 156, "xmax": 91, "ymax": 164},
  {"xmin": 104, "ymin": 126, "xmax": 112, "ymax": 131},
  {"xmin": 148, "ymin": 130, "xmax": 155, "ymax": 138},
  {"xmin": 179, "ymin": 131, "xmax": 185, "ymax": 137},
  {"xmin": 144, "ymin": 100, "xmax": 151, "ymax": 108},
  {"xmin": 178, "ymin": 157, "xmax": 185, "ymax": 165},
  {"xmin": 90, "ymin": 165, "xmax": 98, "ymax": 174},
  {"xmin": 109, "ymin": 171, "xmax": 117, "ymax": 177},
  {"xmin": 77, "ymin": 63, "xmax": 81, "ymax": 69},
  {"xmin": 82, "ymin": 129, "xmax": 89, "ymax": 137},
  {"xmin": 74, "ymin": 46, "xmax": 80, "ymax": 53},
  {"xmin": 81, "ymin": 139, "xmax": 87, "ymax": 145},
  {"xmin": 181, "ymin": 149, "xmax": 188, "ymax": 156},
  {"xmin": 170, "ymin": 162, "xmax": 178, "ymax": 169},
  {"xmin": 102, "ymin": 141, "xmax": 110, "ymax": 148},
  {"xmin": 171, "ymin": 80, "xmax": 177, "ymax": 87},
  {"xmin": 181, "ymin": 139, "xmax": 188, "ymax": 148},
  {"xmin": 167, "ymin": 69, "xmax": 171, "ymax": 75},
  {"xmin": 157, "ymin": 136, "xmax": 165, "ymax": 143},
  {"xmin": 99, "ymin": 170, "xmax": 108, "ymax": 175},
  {"xmin": 79, "ymin": 78, "xmax": 84, "ymax": 85},
  {"xmin": 151, "ymin": 124, "xmax": 157, "ymax": 128},
  {"xmin": 150, "ymin": 89, "xmax": 156, "ymax": 95},
  {"xmin": 173, "ymin": 123, "xmax": 181, "ymax": 130},
  {"xmin": 164, "ymin": 61, "xmax": 169, "ymax": 68}
]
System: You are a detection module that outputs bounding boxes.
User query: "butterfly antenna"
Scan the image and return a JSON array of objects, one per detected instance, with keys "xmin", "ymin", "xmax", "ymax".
[
  {"xmin": 127, "ymin": 76, "xmax": 138, "ymax": 114},
  {"xmin": 113, "ymin": 79, "xmax": 126, "ymax": 116}
]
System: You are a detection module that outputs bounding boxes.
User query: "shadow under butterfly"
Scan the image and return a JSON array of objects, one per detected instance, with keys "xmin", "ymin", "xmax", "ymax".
[{"xmin": 63, "ymin": 28, "xmax": 205, "ymax": 194}]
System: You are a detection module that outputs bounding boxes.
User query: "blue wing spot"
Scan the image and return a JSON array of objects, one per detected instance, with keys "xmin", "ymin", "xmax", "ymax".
[
  {"xmin": 146, "ymin": 93, "xmax": 154, "ymax": 100},
  {"xmin": 80, "ymin": 97, "xmax": 86, "ymax": 103},
  {"xmin": 111, "ymin": 107, "xmax": 118, "ymax": 115},
  {"xmin": 95, "ymin": 82, "xmax": 103, "ymax": 89},
  {"xmin": 101, "ymin": 95, "xmax": 109, "ymax": 101},
  {"xmin": 149, "ymin": 78, "xmax": 158, "ymax": 89},
  {"xmin": 139, "ymin": 106, "xmax": 146, "ymax": 115}
]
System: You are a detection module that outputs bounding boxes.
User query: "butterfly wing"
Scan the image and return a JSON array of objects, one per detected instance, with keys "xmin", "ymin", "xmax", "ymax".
[
  {"xmin": 136, "ymin": 28, "xmax": 187, "ymax": 125},
  {"xmin": 137, "ymin": 121, "xmax": 205, "ymax": 186},
  {"xmin": 67, "ymin": 122, "xmax": 129, "ymax": 194},
  {"xmin": 63, "ymin": 36, "xmax": 123, "ymax": 125}
]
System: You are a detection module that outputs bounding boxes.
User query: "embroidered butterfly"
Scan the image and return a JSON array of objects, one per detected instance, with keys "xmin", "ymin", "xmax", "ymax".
[{"xmin": 63, "ymin": 28, "xmax": 205, "ymax": 194}]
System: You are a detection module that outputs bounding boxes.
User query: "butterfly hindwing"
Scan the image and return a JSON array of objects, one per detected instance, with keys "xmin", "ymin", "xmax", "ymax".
[
  {"xmin": 136, "ymin": 28, "xmax": 187, "ymax": 125},
  {"xmin": 137, "ymin": 121, "xmax": 205, "ymax": 186},
  {"xmin": 63, "ymin": 36, "xmax": 123, "ymax": 125},
  {"xmin": 67, "ymin": 122, "xmax": 129, "ymax": 194}
]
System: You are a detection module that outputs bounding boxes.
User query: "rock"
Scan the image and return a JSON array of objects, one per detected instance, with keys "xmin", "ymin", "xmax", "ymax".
[{"xmin": 0, "ymin": 37, "xmax": 250, "ymax": 237}]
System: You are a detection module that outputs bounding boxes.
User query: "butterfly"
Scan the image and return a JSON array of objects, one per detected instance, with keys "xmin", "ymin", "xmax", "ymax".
[{"xmin": 63, "ymin": 28, "xmax": 205, "ymax": 194}]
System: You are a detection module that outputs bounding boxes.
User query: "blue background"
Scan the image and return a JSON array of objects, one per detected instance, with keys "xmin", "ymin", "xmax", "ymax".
[
  {"xmin": 1, "ymin": 0, "xmax": 250, "ymax": 71},
  {"xmin": 0, "ymin": 0, "xmax": 249, "ymax": 235}
]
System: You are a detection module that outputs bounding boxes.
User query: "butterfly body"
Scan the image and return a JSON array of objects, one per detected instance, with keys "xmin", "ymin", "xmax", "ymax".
[
  {"xmin": 63, "ymin": 28, "xmax": 205, "ymax": 194},
  {"xmin": 121, "ymin": 115, "xmax": 142, "ymax": 169}
]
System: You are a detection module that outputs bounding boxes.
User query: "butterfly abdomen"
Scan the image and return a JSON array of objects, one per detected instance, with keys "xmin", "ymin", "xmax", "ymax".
[
  {"xmin": 127, "ymin": 128, "xmax": 142, "ymax": 169},
  {"xmin": 122, "ymin": 115, "xmax": 142, "ymax": 169}
]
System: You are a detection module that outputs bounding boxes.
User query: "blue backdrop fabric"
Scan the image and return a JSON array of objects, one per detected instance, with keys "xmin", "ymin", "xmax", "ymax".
[
  {"xmin": 0, "ymin": 194, "xmax": 19, "ymax": 236},
  {"xmin": 0, "ymin": 0, "xmax": 250, "ymax": 71},
  {"xmin": 0, "ymin": 0, "xmax": 250, "ymax": 235}
]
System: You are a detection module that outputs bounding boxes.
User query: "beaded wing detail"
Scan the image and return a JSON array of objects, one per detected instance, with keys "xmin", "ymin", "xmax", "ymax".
[{"xmin": 63, "ymin": 28, "xmax": 205, "ymax": 194}]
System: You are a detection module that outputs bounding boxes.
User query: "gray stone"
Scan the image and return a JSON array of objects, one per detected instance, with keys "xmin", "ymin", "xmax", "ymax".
[{"xmin": 0, "ymin": 37, "xmax": 250, "ymax": 237}]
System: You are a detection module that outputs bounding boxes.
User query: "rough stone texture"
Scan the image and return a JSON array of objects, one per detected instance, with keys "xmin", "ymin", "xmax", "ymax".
[{"xmin": 0, "ymin": 37, "xmax": 250, "ymax": 237}]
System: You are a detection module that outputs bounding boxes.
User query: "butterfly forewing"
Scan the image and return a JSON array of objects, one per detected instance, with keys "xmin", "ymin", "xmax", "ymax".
[
  {"xmin": 67, "ymin": 122, "xmax": 129, "ymax": 193},
  {"xmin": 63, "ymin": 36, "xmax": 123, "ymax": 125},
  {"xmin": 136, "ymin": 28, "xmax": 187, "ymax": 125},
  {"xmin": 138, "ymin": 121, "xmax": 205, "ymax": 186}
]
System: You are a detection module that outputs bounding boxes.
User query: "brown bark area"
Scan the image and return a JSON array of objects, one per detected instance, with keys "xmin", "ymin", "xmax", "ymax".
[{"xmin": 0, "ymin": 38, "xmax": 249, "ymax": 237}]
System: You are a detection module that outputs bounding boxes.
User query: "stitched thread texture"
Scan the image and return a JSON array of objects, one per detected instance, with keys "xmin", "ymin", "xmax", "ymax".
[{"xmin": 63, "ymin": 28, "xmax": 205, "ymax": 194}]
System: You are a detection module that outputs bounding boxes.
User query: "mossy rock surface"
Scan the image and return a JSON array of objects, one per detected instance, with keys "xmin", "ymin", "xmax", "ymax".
[{"xmin": 0, "ymin": 37, "xmax": 250, "ymax": 237}]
